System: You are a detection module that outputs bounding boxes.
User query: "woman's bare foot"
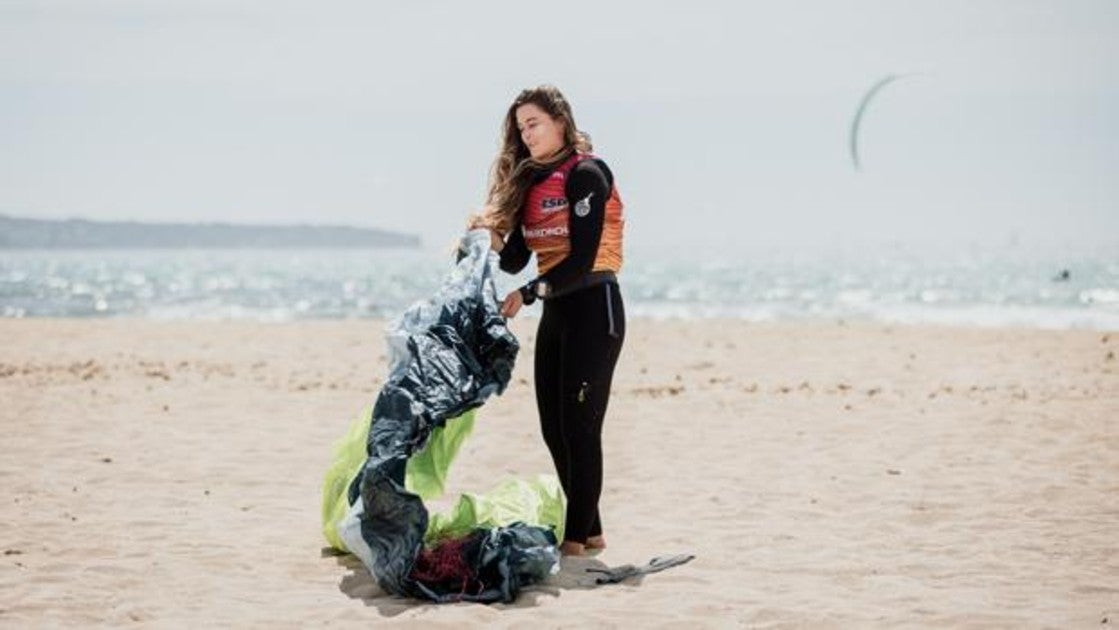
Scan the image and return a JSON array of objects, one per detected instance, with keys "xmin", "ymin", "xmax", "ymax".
[
  {"xmin": 559, "ymin": 540, "xmax": 585, "ymax": 556},
  {"xmin": 585, "ymin": 535, "xmax": 607, "ymax": 550}
]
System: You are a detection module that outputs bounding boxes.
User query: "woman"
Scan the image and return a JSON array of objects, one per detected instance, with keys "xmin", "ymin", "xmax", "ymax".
[{"xmin": 469, "ymin": 85, "xmax": 626, "ymax": 557}]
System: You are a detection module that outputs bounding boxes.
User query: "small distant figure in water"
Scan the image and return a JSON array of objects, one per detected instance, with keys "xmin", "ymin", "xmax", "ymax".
[{"xmin": 1053, "ymin": 269, "xmax": 1071, "ymax": 282}]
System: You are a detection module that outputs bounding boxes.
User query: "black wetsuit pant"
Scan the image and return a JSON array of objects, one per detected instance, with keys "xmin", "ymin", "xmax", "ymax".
[{"xmin": 534, "ymin": 281, "xmax": 625, "ymax": 544}]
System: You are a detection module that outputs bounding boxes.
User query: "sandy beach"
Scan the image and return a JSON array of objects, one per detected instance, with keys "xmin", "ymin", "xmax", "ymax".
[{"xmin": 1, "ymin": 317, "xmax": 1116, "ymax": 628}]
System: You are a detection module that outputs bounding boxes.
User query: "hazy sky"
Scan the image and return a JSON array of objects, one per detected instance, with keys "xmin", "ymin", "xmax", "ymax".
[{"xmin": 2, "ymin": 1, "xmax": 1117, "ymax": 254}]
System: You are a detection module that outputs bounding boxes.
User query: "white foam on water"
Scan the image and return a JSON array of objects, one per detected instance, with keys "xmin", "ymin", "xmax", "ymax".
[{"xmin": 2, "ymin": 246, "xmax": 1117, "ymax": 330}]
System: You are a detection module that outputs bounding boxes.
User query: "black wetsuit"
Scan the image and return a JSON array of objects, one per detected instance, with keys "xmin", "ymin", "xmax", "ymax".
[{"xmin": 499, "ymin": 158, "xmax": 625, "ymax": 544}]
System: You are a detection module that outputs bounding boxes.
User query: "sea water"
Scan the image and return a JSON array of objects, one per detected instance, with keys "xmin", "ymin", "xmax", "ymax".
[{"xmin": 1, "ymin": 245, "xmax": 1117, "ymax": 329}]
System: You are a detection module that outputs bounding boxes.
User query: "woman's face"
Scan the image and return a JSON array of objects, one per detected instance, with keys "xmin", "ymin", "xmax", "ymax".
[{"xmin": 515, "ymin": 103, "xmax": 566, "ymax": 160}]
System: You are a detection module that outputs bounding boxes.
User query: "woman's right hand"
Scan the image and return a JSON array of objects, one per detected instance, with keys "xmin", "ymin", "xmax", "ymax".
[
  {"xmin": 466, "ymin": 213, "xmax": 504, "ymax": 252},
  {"xmin": 487, "ymin": 229, "xmax": 504, "ymax": 252},
  {"xmin": 466, "ymin": 213, "xmax": 487, "ymax": 230}
]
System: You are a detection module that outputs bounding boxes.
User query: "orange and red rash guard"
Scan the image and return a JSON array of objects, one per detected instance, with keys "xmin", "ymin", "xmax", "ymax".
[{"xmin": 498, "ymin": 154, "xmax": 624, "ymax": 298}]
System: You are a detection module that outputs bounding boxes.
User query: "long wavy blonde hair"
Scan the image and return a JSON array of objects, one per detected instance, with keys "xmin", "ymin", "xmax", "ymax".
[{"xmin": 476, "ymin": 85, "xmax": 592, "ymax": 235}]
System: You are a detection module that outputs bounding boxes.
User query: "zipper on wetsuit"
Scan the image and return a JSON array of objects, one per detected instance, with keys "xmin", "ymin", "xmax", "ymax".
[{"xmin": 605, "ymin": 283, "xmax": 618, "ymax": 338}]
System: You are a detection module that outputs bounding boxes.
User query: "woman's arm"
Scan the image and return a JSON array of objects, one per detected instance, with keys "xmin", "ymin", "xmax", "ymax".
[{"xmin": 499, "ymin": 225, "xmax": 531, "ymax": 274}]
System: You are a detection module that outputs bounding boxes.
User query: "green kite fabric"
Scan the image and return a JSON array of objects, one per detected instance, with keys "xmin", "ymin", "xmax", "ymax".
[
  {"xmin": 426, "ymin": 475, "xmax": 566, "ymax": 544},
  {"xmin": 321, "ymin": 406, "xmax": 565, "ymax": 552}
]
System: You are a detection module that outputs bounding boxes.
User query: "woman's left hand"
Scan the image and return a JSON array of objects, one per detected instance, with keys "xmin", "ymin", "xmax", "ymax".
[{"xmin": 500, "ymin": 289, "xmax": 523, "ymax": 318}]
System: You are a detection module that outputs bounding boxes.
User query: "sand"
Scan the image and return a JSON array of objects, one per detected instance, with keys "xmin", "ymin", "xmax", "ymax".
[{"xmin": 1, "ymin": 318, "xmax": 1116, "ymax": 628}]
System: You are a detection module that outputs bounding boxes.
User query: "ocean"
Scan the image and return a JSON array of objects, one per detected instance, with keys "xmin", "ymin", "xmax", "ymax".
[{"xmin": 2, "ymin": 245, "xmax": 1117, "ymax": 330}]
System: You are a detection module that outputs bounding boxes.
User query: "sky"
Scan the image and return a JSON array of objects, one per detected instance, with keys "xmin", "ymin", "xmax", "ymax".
[{"xmin": 1, "ymin": 0, "xmax": 1117, "ymax": 255}]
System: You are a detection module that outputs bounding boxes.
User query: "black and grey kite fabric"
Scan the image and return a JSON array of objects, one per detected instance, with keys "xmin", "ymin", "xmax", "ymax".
[{"xmin": 337, "ymin": 229, "xmax": 561, "ymax": 603}]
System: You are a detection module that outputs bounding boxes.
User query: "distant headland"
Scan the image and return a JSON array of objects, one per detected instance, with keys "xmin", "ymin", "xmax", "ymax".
[{"xmin": 0, "ymin": 214, "xmax": 420, "ymax": 249}]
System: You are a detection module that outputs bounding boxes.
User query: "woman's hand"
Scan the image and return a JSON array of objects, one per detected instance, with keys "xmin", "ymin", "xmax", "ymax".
[
  {"xmin": 466, "ymin": 213, "xmax": 487, "ymax": 230},
  {"xmin": 466, "ymin": 213, "xmax": 504, "ymax": 252},
  {"xmin": 500, "ymin": 289, "xmax": 523, "ymax": 318},
  {"xmin": 487, "ymin": 229, "xmax": 504, "ymax": 252}
]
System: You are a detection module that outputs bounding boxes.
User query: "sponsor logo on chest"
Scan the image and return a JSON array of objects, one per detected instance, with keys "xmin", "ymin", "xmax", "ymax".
[
  {"xmin": 540, "ymin": 197, "xmax": 568, "ymax": 213},
  {"xmin": 525, "ymin": 225, "xmax": 569, "ymax": 239}
]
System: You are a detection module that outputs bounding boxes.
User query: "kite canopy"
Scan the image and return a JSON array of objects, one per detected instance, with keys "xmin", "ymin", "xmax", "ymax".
[
  {"xmin": 850, "ymin": 73, "xmax": 919, "ymax": 171},
  {"xmin": 323, "ymin": 229, "xmax": 563, "ymax": 603}
]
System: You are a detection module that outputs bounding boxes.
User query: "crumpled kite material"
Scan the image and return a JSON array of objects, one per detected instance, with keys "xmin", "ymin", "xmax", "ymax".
[
  {"xmin": 322, "ymin": 229, "xmax": 564, "ymax": 603},
  {"xmin": 322, "ymin": 406, "xmax": 566, "ymax": 549}
]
